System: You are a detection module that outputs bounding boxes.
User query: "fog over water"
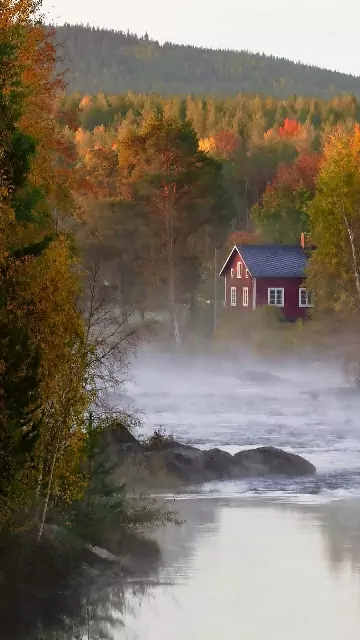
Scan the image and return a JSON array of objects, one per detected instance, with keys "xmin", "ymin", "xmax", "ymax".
[
  {"xmin": 122, "ymin": 348, "xmax": 360, "ymax": 503},
  {"xmin": 112, "ymin": 349, "xmax": 360, "ymax": 640},
  {"xmin": 4, "ymin": 348, "xmax": 360, "ymax": 640}
]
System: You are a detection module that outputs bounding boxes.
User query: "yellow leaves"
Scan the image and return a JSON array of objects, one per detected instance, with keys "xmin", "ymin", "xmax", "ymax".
[
  {"xmin": 79, "ymin": 95, "xmax": 92, "ymax": 109},
  {"xmin": 198, "ymin": 137, "xmax": 215, "ymax": 154},
  {"xmin": 323, "ymin": 124, "xmax": 360, "ymax": 164},
  {"xmin": 319, "ymin": 125, "xmax": 360, "ymax": 202},
  {"xmin": 0, "ymin": 3, "xmax": 92, "ymax": 523},
  {"xmin": 2, "ymin": 232, "xmax": 88, "ymax": 409},
  {"xmin": 307, "ymin": 124, "xmax": 360, "ymax": 312},
  {"xmin": 0, "ymin": 0, "xmax": 41, "ymax": 28},
  {"xmin": 1, "ymin": 2, "xmax": 82, "ymax": 221}
]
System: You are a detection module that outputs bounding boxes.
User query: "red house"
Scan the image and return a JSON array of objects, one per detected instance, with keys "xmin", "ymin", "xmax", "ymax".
[{"xmin": 219, "ymin": 238, "xmax": 313, "ymax": 321}]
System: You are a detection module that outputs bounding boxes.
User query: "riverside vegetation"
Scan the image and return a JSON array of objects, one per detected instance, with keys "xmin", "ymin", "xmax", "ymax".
[
  {"xmin": 0, "ymin": 0, "xmax": 173, "ymax": 561},
  {"xmin": 0, "ymin": 5, "xmax": 177, "ymax": 637}
]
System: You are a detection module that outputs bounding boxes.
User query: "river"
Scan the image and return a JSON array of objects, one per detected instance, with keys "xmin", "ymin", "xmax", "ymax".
[
  {"xmin": 125, "ymin": 349, "xmax": 360, "ymax": 501},
  {"xmin": 4, "ymin": 348, "xmax": 360, "ymax": 639},
  {"xmin": 115, "ymin": 349, "xmax": 360, "ymax": 639}
]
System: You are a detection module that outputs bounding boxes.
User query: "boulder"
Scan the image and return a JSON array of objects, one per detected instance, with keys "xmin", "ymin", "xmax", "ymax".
[
  {"xmin": 202, "ymin": 448, "xmax": 234, "ymax": 479},
  {"xmin": 114, "ymin": 433, "xmax": 316, "ymax": 486},
  {"xmin": 99, "ymin": 424, "xmax": 143, "ymax": 467},
  {"xmin": 232, "ymin": 446, "xmax": 316, "ymax": 477},
  {"xmin": 141, "ymin": 443, "xmax": 315, "ymax": 484}
]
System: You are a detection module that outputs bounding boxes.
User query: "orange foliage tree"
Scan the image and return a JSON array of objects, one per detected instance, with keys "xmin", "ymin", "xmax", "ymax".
[
  {"xmin": 251, "ymin": 152, "xmax": 321, "ymax": 243},
  {"xmin": 0, "ymin": 1, "xmax": 91, "ymax": 532},
  {"xmin": 278, "ymin": 118, "xmax": 302, "ymax": 138}
]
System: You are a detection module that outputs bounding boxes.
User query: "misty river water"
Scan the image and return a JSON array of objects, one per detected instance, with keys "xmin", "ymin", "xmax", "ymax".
[
  {"xmin": 126, "ymin": 349, "xmax": 360, "ymax": 501},
  {"xmin": 5, "ymin": 348, "xmax": 360, "ymax": 639},
  {"xmin": 115, "ymin": 349, "xmax": 360, "ymax": 639}
]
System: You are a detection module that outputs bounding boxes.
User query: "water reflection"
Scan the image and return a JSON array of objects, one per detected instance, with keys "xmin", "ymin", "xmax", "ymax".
[
  {"xmin": 3, "ymin": 498, "xmax": 360, "ymax": 639},
  {"xmin": 119, "ymin": 498, "xmax": 360, "ymax": 640},
  {"xmin": 0, "ymin": 530, "xmax": 160, "ymax": 640},
  {"xmin": 312, "ymin": 500, "xmax": 360, "ymax": 572}
]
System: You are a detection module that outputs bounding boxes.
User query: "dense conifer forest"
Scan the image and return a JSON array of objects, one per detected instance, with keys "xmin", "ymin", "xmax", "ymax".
[{"xmin": 54, "ymin": 24, "xmax": 360, "ymax": 98}]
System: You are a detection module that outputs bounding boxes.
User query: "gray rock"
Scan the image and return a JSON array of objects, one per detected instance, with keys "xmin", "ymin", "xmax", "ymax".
[
  {"xmin": 202, "ymin": 448, "xmax": 234, "ymax": 479},
  {"xmin": 141, "ymin": 443, "xmax": 315, "ymax": 484},
  {"xmin": 111, "ymin": 427, "xmax": 316, "ymax": 486},
  {"xmin": 232, "ymin": 446, "xmax": 316, "ymax": 477}
]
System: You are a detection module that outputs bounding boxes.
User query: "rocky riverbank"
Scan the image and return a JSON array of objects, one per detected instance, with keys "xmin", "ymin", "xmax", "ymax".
[{"xmin": 104, "ymin": 426, "xmax": 316, "ymax": 487}]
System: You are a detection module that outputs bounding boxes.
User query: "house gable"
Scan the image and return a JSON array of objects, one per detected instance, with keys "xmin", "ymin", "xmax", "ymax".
[{"xmin": 218, "ymin": 245, "xmax": 252, "ymax": 277}]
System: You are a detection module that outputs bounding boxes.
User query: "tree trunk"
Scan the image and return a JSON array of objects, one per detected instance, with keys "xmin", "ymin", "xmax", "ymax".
[
  {"xmin": 166, "ymin": 194, "xmax": 180, "ymax": 344},
  {"xmin": 35, "ymin": 458, "xmax": 44, "ymax": 519},
  {"xmin": 343, "ymin": 212, "xmax": 360, "ymax": 305},
  {"xmin": 37, "ymin": 435, "xmax": 60, "ymax": 541}
]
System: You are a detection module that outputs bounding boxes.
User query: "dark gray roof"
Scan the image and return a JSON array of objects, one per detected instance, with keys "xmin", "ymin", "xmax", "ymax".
[{"xmin": 236, "ymin": 244, "xmax": 308, "ymax": 278}]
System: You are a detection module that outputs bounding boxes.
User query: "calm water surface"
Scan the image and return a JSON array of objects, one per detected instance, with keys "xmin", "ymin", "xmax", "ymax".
[{"xmin": 119, "ymin": 498, "xmax": 360, "ymax": 640}]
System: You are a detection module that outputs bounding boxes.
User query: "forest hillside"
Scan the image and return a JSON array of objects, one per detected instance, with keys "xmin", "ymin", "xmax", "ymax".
[{"xmin": 54, "ymin": 23, "xmax": 360, "ymax": 98}]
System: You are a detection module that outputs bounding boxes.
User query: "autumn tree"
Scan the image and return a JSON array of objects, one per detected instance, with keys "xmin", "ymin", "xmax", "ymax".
[
  {"xmin": 307, "ymin": 125, "xmax": 360, "ymax": 312},
  {"xmin": 0, "ymin": 1, "xmax": 91, "ymax": 531},
  {"xmin": 115, "ymin": 113, "xmax": 232, "ymax": 341},
  {"xmin": 251, "ymin": 153, "xmax": 321, "ymax": 243},
  {"xmin": 79, "ymin": 115, "xmax": 233, "ymax": 339}
]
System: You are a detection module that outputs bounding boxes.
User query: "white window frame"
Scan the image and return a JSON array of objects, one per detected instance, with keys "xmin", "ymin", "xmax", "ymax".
[
  {"xmin": 237, "ymin": 261, "xmax": 242, "ymax": 278},
  {"xmin": 230, "ymin": 268, "xmax": 234, "ymax": 278},
  {"xmin": 299, "ymin": 288, "xmax": 314, "ymax": 308},
  {"xmin": 268, "ymin": 287, "xmax": 284, "ymax": 307},
  {"xmin": 230, "ymin": 286, "xmax": 237, "ymax": 306},
  {"xmin": 245, "ymin": 268, "xmax": 249, "ymax": 278},
  {"xmin": 243, "ymin": 287, "xmax": 249, "ymax": 307}
]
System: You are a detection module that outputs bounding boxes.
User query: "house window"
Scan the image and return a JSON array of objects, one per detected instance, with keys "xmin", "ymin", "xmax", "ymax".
[
  {"xmin": 243, "ymin": 287, "xmax": 249, "ymax": 307},
  {"xmin": 230, "ymin": 287, "xmax": 236, "ymax": 306},
  {"xmin": 237, "ymin": 261, "xmax": 242, "ymax": 278},
  {"xmin": 230, "ymin": 268, "xmax": 234, "ymax": 278},
  {"xmin": 299, "ymin": 288, "xmax": 314, "ymax": 308},
  {"xmin": 268, "ymin": 288, "xmax": 284, "ymax": 307},
  {"xmin": 245, "ymin": 268, "xmax": 249, "ymax": 278}
]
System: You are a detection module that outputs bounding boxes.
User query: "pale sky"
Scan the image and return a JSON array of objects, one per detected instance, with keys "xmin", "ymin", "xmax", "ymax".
[{"xmin": 42, "ymin": 0, "xmax": 360, "ymax": 77}]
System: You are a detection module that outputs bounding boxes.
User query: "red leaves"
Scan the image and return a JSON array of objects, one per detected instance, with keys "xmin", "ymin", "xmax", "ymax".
[
  {"xmin": 278, "ymin": 118, "xmax": 302, "ymax": 138},
  {"xmin": 271, "ymin": 153, "xmax": 321, "ymax": 192},
  {"xmin": 212, "ymin": 129, "xmax": 241, "ymax": 159},
  {"xmin": 265, "ymin": 118, "xmax": 303, "ymax": 142}
]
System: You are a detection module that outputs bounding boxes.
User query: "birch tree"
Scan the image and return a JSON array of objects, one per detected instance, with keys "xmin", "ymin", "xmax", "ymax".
[
  {"xmin": 0, "ymin": 1, "xmax": 91, "ymax": 531},
  {"xmin": 307, "ymin": 125, "xmax": 360, "ymax": 312},
  {"xmin": 115, "ymin": 114, "xmax": 231, "ymax": 342}
]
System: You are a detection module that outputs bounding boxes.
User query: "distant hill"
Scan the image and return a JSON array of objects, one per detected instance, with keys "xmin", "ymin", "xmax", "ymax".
[{"xmin": 53, "ymin": 24, "xmax": 360, "ymax": 98}]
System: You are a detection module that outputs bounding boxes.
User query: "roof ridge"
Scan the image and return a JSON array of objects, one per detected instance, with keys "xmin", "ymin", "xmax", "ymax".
[{"xmin": 236, "ymin": 243, "xmax": 304, "ymax": 248}]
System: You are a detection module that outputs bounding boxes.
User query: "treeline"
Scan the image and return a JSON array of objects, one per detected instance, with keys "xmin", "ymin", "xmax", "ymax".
[
  {"xmin": 63, "ymin": 89, "xmax": 360, "ymax": 331},
  {"xmin": 61, "ymin": 90, "xmax": 360, "ymax": 242},
  {"xmin": 53, "ymin": 24, "xmax": 360, "ymax": 99},
  {"xmin": 62, "ymin": 91, "xmax": 360, "ymax": 135}
]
